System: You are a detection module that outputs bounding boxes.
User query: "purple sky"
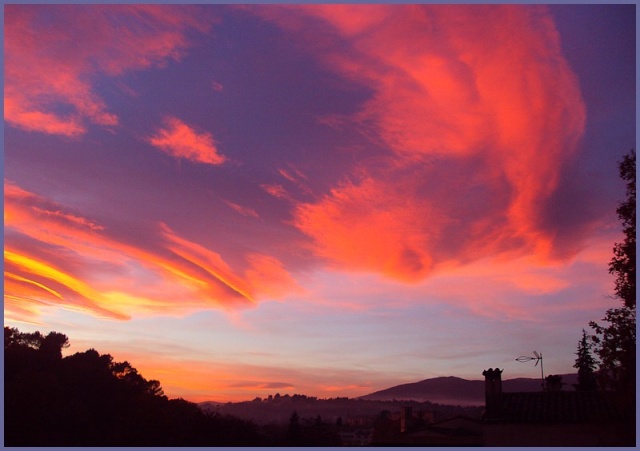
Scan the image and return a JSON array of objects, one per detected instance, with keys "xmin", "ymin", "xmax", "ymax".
[{"xmin": 4, "ymin": 4, "xmax": 635, "ymax": 402}]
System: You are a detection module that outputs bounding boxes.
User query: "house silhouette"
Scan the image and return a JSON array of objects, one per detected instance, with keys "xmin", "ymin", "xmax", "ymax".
[
  {"xmin": 481, "ymin": 368, "xmax": 634, "ymax": 446},
  {"xmin": 371, "ymin": 368, "xmax": 634, "ymax": 446}
]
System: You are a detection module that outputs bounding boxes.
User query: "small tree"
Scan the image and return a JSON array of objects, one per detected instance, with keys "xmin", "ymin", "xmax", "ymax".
[{"xmin": 573, "ymin": 329, "xmax": 597, "ymax": 392}]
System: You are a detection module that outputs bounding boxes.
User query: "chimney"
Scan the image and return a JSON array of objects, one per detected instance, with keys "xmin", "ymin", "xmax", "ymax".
[
  {"xmin": 400, "ymin": 406, "xmax": 413, "ymax": 433},
  {"xmin": 482, "ymin": 368, "xmax": 503, "ymax": 420},
  {"xmin": 545, "ymin": 374, "xmax": 563, "ymax": 392}
]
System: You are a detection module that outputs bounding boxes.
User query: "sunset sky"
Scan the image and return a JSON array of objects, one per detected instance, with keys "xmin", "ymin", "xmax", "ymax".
[{"xmin": 4, "ymin": 4, "xmax": 636, "ymax": 403}]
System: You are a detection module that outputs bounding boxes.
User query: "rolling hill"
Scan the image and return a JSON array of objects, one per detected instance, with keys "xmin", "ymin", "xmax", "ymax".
[{"xmin": 358, "ymin": 373, "xmax": 578, "ymax": 406}]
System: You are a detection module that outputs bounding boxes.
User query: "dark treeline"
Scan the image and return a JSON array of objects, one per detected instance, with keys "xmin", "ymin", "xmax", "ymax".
[
  {"xmin": 4, "ymin": 327, "xmax": 274, "ymax": 446},
  {"xmin": 209, "ymin": 394, "xmax": 483, "ymax": 426}
]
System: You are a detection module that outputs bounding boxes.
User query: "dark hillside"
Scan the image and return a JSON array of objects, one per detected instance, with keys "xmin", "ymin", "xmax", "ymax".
[
  {"xmin": 359, "ymin": 374, "xmax": 579, "ymax": 405},
  {"xmin": 202, "ymin": 395, "xmax": 483, "ymax": 426}
]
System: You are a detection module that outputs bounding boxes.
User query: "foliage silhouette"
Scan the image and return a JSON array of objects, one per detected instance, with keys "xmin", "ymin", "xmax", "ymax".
[
  {"xmin": 573, "ymin": 329, "xmax": 597, "ymax": 392},
  {"xmin": 4, "ymin": 327, "xmax": 264, "ymax": 446},
  {"xmin": 609, "ymin": 150, "xmax": 636, "ymax": 309},
  {"xmin": 588, "ymin": 150, "xmax": 636, "ymax": 410},
  {"xmin": 287, "ymin": 410, "xmax": 301, "ymax": 445}
]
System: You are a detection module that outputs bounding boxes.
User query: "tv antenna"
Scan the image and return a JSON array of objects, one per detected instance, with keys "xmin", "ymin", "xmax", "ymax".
[{"xmin": 516, "ymin": 351, "xmax": 544, "ymax": 388}]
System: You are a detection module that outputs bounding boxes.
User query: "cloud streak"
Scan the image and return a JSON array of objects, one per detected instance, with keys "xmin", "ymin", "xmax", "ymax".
[{"xmin": 4, "ymin": 182, "xmax": 299, "ymax": 321}]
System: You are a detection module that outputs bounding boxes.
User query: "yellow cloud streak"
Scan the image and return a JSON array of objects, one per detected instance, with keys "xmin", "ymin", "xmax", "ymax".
[
  {"xmin": 4, "ymin": 249, "xmax": 126, "ymax": 319},
  {"xmin": 5, "ymin": 272, "xmax": 64, "ymax": 299}
]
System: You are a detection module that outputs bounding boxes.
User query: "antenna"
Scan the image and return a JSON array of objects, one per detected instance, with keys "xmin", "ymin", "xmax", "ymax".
[{"xmin": 516, "ymin": 351, "xmax": 544, "ymax": 388}]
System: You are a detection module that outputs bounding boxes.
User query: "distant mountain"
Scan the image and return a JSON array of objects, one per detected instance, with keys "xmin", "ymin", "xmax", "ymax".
[{"xmin": 359, "ymin": 374, "xmax": 578, "ymax": 406}]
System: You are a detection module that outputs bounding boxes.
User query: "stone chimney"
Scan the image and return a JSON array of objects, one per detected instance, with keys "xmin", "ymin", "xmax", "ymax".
[
  {"xmin": 545, "ymin": 374, "xmax": 563, "ymax": 392},
  {"xmin": 482, "ymin": 368, "xmax": 503, "ymax": 420},
  {"xmin": 400, "ymin": 406, "xmax": 413, "ymax": 433}
]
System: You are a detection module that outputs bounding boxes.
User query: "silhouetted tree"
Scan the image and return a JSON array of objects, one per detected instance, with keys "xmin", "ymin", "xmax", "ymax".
[
  {"xmin": 287, "ymin": 410, "xmax": 301, "ymax": 445},
  {"xmin": 590, "ymin": 150, "xmax": 636, "ymax": 395},
  {"xmin": 4, "ymin": 327, "xmax": 68, "ymax": 355},
  {"xmin": 304, "ymin": 414, "xmax": 341, "ymax": 446},
  {"xmin": 4, "ymin": 327, "xmax": 264, "ymax": 446},
  {"xmin": 610, "ymin": 150, "xmax": 636, "ymax": 308},
  {"xmin": 573, "ymin": 329, "xmax": 597, "ymax": 392}
]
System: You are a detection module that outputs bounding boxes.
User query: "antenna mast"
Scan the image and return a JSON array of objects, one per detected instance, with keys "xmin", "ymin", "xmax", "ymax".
[{"xmin": 516, "ymin": 351, "xmax": 544, "ymax": 388}]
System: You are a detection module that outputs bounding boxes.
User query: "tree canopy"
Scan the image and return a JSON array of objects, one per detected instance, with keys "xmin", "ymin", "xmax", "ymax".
[
  {"xmin": 609, "ymin": 150, "xmax": 636, "ymax": 308},
  {"xmin": 589, "ymin": 150, "xmax": 636, "ymax": 399}
]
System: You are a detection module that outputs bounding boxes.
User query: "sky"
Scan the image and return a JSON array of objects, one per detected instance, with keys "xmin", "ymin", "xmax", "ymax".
[{"xmin": 3, "ymin": 4, "xmax": 636, "ymax": 403}]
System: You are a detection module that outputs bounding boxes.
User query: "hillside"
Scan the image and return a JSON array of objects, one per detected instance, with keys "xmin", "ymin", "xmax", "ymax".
[
  {"xmin": 198, "ymin": 374, "xmax": 579, "ymax": 425},
  {"xmin": 358, "ymin": 374, "xmax": 579, "ymax": 405},
  {"xmin": 201, "ymin": 396, "xmax": 483, "ymax": 426}
]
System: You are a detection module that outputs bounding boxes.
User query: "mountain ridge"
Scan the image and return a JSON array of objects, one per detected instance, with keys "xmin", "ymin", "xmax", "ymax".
[
  {"xmin": 198, "ymin": 373, "xmax": 579, "ymax": 407},
  {"xmin": 358, "ymin": 373, "xmax": 579, "ymax": 406}
]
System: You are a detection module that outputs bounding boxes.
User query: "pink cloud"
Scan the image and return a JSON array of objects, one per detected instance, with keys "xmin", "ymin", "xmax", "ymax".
[
  {"xmin": 212, "ymin": 81, "xmax": 224, "ymax": 92},
  {"xmin": 4, "ymin": 5, "xmax": 213, "ymax": 136},
  {"xmin": 258, "ymin": 5, "xmax": 587, "ymax": 281},
  {"xmin": 223, "ymin": 200, "xmax": 260, "ymax": 218},
  {"xmin": 260, "ymin": 184, "xmax": 292, "ymax": 201},
  {"xmin": 148, "ymin": 117, "xmax": 225, "ymax": 165}
]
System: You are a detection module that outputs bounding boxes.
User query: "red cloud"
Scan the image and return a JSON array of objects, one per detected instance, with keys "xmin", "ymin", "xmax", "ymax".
[
  {"xmin": 148, "ymin": 117, "xmax": 225, "ymax": 165},
  {"xmin": 4, "ymin": 5, "xmax": 212, "ymax": 136},
  {"xmin": 260, "ymin": 5, "xmax": 586, "ymax": 280},
  {"xmin": 294, "ymin": 176, "xmax": 440, "ymax": 281}
]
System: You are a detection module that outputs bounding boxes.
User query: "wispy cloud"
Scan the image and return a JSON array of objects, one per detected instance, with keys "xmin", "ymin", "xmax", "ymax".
[
  {"xmin": 260, "ymin": 184, "xmax": 292, "ymax": 201},
  {"xmin": 4, "ymin": 182, "xmax": 300, "ymax": 321},
  {"xmin": 223, "ymin": 200, "xmax": 260, "ymax": 219},
  {"xmin": 229, "ymin": 381, "xmax": 295, "ymax": 390},
  {"xmin": 256, "ymin": 5, "xmax": 587, "ymax": 281},
  {"xmin": 4, "ymin": 5, "xmax": 213, "ymax": 136},
  {"xmin": 148, "ymin": 116, "xmax": 226, "ymax": 165}
]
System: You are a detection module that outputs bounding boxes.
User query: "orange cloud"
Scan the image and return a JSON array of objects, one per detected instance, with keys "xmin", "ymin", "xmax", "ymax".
[
  {"xmin": 148, "ymin": 117, "xmax": 226, "ymax": 165},
  {"xmin": 260, "ymin": 5, "xmax": 586, "ymax": 281},
  {"xmin": 244, "ymin": 253, "xmax": 305, "ymax": 300},
  {"xmin": 294, "ymin": 176, "xmax": 440, "ymax": 281},
  {"xmin": 4, "ymin": 5, "xmax": 212, "ymax": 136},
  {"xmin": 160, "ymin": 224, "xmax": 253, "ymax": 302},
  {"xmin": 4, "ymin": 182, "xmax": 299, "ymax": 321},
  {"xmin": 320, "ymin": 383, "xmax": 372, "ymax": 393}
]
